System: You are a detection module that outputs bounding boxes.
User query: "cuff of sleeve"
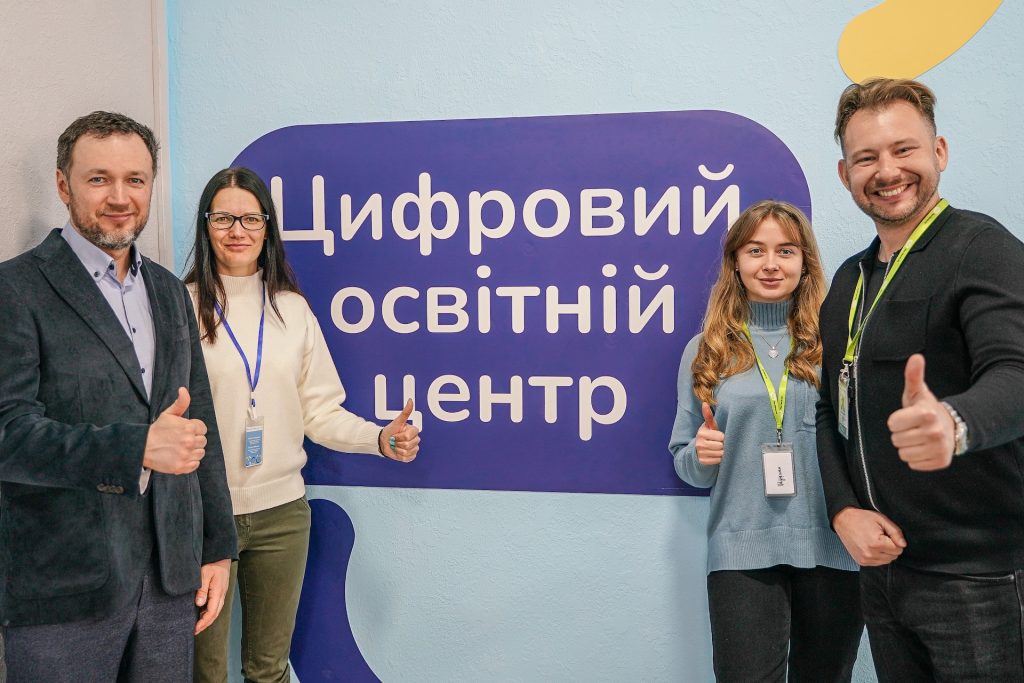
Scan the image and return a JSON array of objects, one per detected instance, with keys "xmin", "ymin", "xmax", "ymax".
[
  {"xmin": 202, "ymin": 536, "xmax": 240, "ymax": 564},
  {"xmin": 826, "ymin": 494, "xmax": 863, "ymax": 530}
]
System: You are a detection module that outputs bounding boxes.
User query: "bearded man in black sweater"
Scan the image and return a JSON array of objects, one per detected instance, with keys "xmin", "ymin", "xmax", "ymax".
[{"xmin": 817, "ymin": 78, "xmax": 1024, "ymax": 682}]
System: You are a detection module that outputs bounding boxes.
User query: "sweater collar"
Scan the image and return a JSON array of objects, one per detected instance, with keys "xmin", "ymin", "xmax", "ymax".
[
  {"xmin": 748, "ymin": 300, "xmax": 790, "ymax": 331},
  {"xmin": 220, "ymin": 269, "xmax": 264, "ymax": 298},
  {"xmin": 857, "ymin": 201, "xmax": 955, "ymax": 266}
]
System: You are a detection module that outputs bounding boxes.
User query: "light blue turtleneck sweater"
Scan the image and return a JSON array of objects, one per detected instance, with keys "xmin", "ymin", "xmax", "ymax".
[{"xmin": 669, "ymin": 301, "xmax": 856, "ymax": 574}]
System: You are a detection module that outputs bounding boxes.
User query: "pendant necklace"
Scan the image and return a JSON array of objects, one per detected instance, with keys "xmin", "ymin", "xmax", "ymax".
[{"xmin": 757, "ymin": 333, "xmax": 786, "ymax": 359}]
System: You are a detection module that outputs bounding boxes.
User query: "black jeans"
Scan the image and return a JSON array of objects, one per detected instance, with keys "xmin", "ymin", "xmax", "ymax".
[
  {"xmin": 861, "ymin": 563, "xmax": 1024, "ymax": 682},
  {"xmin": 704, "ymin": 565, "xmax": 864, "ymax": 683},
  {"xmin": 707, "ymin": 565, "xmax": 863, "ymax": 683}
]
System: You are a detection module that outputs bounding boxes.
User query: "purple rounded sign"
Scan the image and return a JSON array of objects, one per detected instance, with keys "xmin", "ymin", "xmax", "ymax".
[{"xmin": 232, "ymin": 110, "xmax": 810, "ymax": 496}]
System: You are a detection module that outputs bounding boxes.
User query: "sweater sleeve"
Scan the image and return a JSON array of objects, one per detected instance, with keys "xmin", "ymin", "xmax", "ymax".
[
  {"xmin": 943, "ymin": 225, "xmax": 1024, "ymax": 453},
  {"xmin": 668, "ymin": 335, "xmax": 718, "ymax": 489},
  {"xmin": 298, "ymin": 304, "xmax": 382, "ymax": 455}
]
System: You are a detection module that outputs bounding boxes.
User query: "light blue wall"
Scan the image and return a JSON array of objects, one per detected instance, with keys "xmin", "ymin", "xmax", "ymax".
[{"xmin": 167, "ymin": 2, "xmax": 1023, "ymax": 680}]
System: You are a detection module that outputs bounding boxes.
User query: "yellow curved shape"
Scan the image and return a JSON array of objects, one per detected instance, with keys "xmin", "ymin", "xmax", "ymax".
[{"xmin": 839, "ymin": 0, "xmax": 1002, "ymax": 83}]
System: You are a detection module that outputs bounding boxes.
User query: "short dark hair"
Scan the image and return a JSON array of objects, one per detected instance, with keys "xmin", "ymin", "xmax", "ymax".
[
  {"xmin": 57, "ymin": 111, "xmax": 159, "ymax": 177},
  {"xmin": 834, "ymin": 78, "xmax": 937, "ymax": 153},
  {"xmin": 183, "ymin": 167, "xmax": 303, "ymax": 342}
]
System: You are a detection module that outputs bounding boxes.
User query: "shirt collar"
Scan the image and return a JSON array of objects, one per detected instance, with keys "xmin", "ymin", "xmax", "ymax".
[{"xmin": 61, "ymin": 221, "xmax": 143, "ymax": 282}]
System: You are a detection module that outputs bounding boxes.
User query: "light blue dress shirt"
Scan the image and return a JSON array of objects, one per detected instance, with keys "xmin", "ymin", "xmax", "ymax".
[{"xmin": 62, "ymin": 222, "xmax": 156, "ymax": 491}]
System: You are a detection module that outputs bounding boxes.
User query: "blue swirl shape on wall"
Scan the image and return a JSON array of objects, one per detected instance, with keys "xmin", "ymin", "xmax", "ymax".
[{"xmin": 292, "ymin": 498, "xmax": 380, "ymax": 682}]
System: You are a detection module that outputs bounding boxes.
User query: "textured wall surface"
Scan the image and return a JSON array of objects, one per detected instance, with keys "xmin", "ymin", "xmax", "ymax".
[
  {"xmin": 166, "ymin": 2, "xmax": 1022, "ymax": 682},
  {"xmin": 0, "ymin": 1, "xmax": 170, "ymax": 264}
]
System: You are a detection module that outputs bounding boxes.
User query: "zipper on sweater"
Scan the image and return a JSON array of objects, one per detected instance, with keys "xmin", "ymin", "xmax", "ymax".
[
  {"xmin": 851, "ymin": 257, "xmax": 893, "ymax": 512},
  {"xmin": 852, "ymin": 355, "xmax": 878, "ymax": 511}
]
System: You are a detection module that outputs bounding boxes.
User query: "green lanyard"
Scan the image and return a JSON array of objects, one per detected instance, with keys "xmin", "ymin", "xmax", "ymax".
[
  {"xmin": 742, "ymin": 323, "xmax": 791, "ymax": 444},
  {"xmin": 844, "ymin": 199, "xmax": 949, "ymax": 363}
]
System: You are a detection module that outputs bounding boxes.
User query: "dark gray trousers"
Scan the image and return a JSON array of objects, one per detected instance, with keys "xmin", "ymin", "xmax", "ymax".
[{"xmin": 3, "ymin": 565, "xmax": 195, "ymax": 683}]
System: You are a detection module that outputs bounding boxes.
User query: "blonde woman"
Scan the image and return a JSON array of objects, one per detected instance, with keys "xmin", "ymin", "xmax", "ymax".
[{"xmin": 669, "ymin": 201, "xmax": 862, "ymax": 682}]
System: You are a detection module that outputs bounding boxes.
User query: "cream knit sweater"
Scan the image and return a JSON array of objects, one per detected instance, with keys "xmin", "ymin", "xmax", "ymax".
[{"xmin": 190, "ymin": 272, "xmax": 381, "ymax": 515}]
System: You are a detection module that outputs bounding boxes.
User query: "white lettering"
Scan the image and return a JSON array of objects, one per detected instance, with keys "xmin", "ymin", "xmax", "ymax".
[
  {"xmin": 392, "ymin": 172, "xmax": 460, "ymax": 255},
  {"xmin": 523, "ymin": 189, "xmax": 570, "ymax": 238},
  {"xmin": 331, "ymin": 287, "xmax": 374, "ymax": 333},
  {"xmin": 427, "ymin": 375, "xmax": 471, "ymax": 422},
  {"xmin": 381, "ymin": 286, "xmax": 420, "ymax": 334},
  {"xmin": 527, "ymin": 376, "xmax": 574, "ymax": 423},
  {"xmin": 468, "ymin": 190, "xmax": 515, "ymax": 255},
  {"xmin": 427, "ymin": 287, "xmax": 469, "ymax": 333},
  {"xmin": 578, "ymin": 376, "xmax": 627, "ymax": 441},
  {"xmin": 546, "ymin": 285, "xmax": 592, "ymax": 333},
  {"xmin": 479, "ymin": 375, "xmax": 524, "ymax": 423},
  {"xmin": 494, "ymin": 286, "xmax": 541, "ymax": 333},
  {"xmin": 273, "ymin": 175, "xmax": 335, "ymax": 256},
  {"xmin": 634, "ymin": 186, "xmax": 681, "ymax": 236},
  {"xmin": 580, "ymin": 188, "xmax": 625, "ymax": 236},
  {"xmin": 341, "ymin": 193, "xmax": 384, "ymax": 241},
  {"xmin": 693, "ymin": 165, "xmax": 739, "ymax": 235}
]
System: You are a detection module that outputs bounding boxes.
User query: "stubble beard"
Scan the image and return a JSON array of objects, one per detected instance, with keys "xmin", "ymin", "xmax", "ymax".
[
  {"xmin": 68, "ymin": 196, "xmax": 147, "ymax": 252},
  {"xmin": 855, "ymin": 170, "xmax": 940, "ymax": 229}
]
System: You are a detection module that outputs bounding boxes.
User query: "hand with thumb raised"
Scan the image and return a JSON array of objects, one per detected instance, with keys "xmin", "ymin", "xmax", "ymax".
[
  {"xmin": 144, "ymin": 387, "xmax": 209, "ymax": 475},
  {"xmin": 901, "ymin": 352, "xmax": 936, "ymax": 407},
  {"xmin": 379, "ymin": 399, "xmax": 420, "ymax": 463},
  {"xmin": 165, "ymin": 385, "xmax": 191, "ymax": 417},
  {"xmin": 695, "ymin": 402, "xmax": 725, "ymax": 466},
  {"xmin": 887, "ymin": 354, "xmax": 956, "ymax": 471}
]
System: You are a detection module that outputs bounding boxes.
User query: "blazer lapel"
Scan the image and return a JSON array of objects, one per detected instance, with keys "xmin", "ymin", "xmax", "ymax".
[
  {"xmin": 35, "ymin": 230, "xmax": 149, "ymax": 403},
  {"xmin": 144, "ymin": 258, "xmax": 178, "ymax": 417}
]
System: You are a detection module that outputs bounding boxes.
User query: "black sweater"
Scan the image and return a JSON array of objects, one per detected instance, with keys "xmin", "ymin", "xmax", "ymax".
[{"xmin": 817, "ymin": 205, "xmax": 1024, "ymax": 573}]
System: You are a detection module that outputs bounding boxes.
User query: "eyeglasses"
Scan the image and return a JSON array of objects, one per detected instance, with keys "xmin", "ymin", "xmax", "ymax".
[{"xmin": 205, "ymin": 212, "xmax": 269, "ymax": 232}]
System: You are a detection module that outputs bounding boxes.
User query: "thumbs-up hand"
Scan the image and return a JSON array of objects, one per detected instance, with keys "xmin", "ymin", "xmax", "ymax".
[
  {"xmin": 378, "ymin": 399, "xmax": 420, "ymax": 463},
  {"xmin": 143, "ymin": 387, "xmax": 209, "ymax": 475},
  {"xmin": 695, "ymin": 402, "xmax": 725, "ymax": 466},
  {"xmin": 887, "ymin": 354, "xmax": 956, "ymax": 471}
]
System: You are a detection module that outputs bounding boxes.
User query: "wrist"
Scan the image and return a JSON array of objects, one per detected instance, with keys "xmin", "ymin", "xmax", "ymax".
[
  {"xmin": 832, "ymin": 506, "xmax": 861, "ymax": 529},
  {"xmin": 941, "ymin": 401, "xmax": 969, "ymax": 456}
]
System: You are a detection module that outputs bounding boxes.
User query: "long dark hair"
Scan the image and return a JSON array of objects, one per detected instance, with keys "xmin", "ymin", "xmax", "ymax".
[{"xmin": 183, "ymin": 166, "xmax": 303, "ymax": 342}]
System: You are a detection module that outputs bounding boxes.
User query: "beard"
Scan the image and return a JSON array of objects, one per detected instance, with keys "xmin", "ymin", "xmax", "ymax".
[
  {"xmin": 68, "ymin": 197, "xmax": 148, "ymax": 251},
  {"xmin": 854, "ymin": 170, "xmax": 940, "ymax": 228}
]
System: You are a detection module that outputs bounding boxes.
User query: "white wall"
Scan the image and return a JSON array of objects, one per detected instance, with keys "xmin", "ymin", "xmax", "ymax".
[{"xmin": 0, "ymin": 1, "xmax": 171, "ymax": 265}]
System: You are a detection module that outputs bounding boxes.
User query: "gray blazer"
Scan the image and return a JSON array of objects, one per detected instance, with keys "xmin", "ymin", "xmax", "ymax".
[{"xmin": 0, "ymin": 229, "xmax": 237, "ymax": 627}]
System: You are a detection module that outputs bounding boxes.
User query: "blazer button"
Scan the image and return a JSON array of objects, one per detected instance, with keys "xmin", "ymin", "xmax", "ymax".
[
  {"xmin": 114, "ymin": 486, "xmax": 124, "ymax": 494},
  {"xmin": 96, "ymin": 484, "xmax": 107, "ymax": 493}
]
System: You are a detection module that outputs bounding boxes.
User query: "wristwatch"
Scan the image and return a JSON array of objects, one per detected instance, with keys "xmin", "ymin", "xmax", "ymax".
[{"xmin": 941, "ymin": 402, "xmax": 969, "ymax": 456}]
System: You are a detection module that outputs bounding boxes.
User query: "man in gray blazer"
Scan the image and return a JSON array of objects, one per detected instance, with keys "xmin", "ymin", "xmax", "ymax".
[{"xmin": 0, "ymin": 111, "xmax": 237, "ymax": 681}]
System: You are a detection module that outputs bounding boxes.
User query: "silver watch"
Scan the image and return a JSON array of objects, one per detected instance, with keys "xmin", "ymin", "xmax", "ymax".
[{"xmin": 941, "ymin": 402, "xmax": 969, "ymax": 456}]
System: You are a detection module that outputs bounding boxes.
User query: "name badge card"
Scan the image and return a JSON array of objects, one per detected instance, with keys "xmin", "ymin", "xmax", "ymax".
[
  {"xmin": 244, "ymin": 414, "xmax": 265, "ymax": 468},
  {"xmin": 837, "ymin": 371, "xmax": 850, "ymax": 439},
  {"xmin": 762, "ymin": 443, "xmax": 796, "ymax": 497}
]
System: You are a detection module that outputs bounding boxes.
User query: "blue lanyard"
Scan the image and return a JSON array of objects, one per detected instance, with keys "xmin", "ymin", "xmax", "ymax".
[{"xmin": 214, "ymin": 286, "xmax": 265, "ymax": 409}]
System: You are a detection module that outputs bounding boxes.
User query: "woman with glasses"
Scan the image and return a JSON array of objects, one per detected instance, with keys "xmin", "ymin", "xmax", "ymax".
[
  {"xmin": 186, "ymin": 167, "xmax": 420, "ymax": 683},
  {"xmin": 669, "ymin": 201, "xmax": 862, "ymax": 682}
]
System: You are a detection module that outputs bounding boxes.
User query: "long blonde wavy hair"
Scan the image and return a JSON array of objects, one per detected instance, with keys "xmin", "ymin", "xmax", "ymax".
[{"xmin": 691, "ymin": 200, "xmax": 826, "ymax": 405}]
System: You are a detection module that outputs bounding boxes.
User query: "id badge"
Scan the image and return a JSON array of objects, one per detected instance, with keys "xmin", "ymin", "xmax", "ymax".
[
  {"xmin": 244, "ymin": 414, "xmax": 265, "ymax": 468},
  {"xmin": 762, "ymin": 443, "xmax": 796, "ymax": 497},
  {"xmin": 837, "ymin": 368, "xmax": 850, "ymax": 440}
]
